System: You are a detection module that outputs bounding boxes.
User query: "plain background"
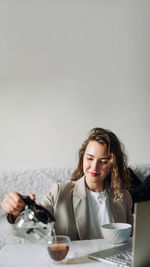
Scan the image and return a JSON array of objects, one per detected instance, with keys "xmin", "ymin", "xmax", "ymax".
[{"xmin": 0, "ymin": 0, "xmax": 150, "ymax": 169}]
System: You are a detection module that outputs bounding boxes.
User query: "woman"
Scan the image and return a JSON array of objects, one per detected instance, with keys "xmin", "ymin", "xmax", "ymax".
[{"xmin": 2, "ymin": 127, "xmax": 133, "ymax": 240}]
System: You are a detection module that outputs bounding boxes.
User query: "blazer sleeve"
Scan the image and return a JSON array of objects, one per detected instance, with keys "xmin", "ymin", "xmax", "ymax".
[
  {"xmin": 39, "ymin": 183, "xmax": 60, "ymax": 215},
  {"xmin": 124, "ymin": 190, "xmax": 133, "ymax": 227}
]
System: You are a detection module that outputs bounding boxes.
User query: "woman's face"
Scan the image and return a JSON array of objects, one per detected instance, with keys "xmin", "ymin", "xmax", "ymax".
[{"xmin": 83, "ymin": 140, "xmax": 110, "ymax": 192}]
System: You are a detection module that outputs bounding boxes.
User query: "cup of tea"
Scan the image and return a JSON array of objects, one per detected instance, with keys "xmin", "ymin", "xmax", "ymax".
[{"xmin": 47, "ymin": 235, "xmax": 71, "ymax": 264}]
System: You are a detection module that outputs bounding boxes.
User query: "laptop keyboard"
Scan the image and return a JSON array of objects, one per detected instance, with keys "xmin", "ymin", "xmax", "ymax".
[{"xmin": 105, "ymin": 248, "xmax": 133, "ymax": 266}]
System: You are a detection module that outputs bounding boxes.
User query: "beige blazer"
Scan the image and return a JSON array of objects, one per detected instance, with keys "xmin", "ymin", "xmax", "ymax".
[{"xmin": 40, "ymin": 176, "xmax": 133, "ymax": 240}]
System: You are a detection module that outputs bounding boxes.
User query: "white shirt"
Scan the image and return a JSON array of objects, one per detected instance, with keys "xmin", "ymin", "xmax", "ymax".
[{"xmin": 86, "ymin": 188, "xmax": 115, "ymax": 239}]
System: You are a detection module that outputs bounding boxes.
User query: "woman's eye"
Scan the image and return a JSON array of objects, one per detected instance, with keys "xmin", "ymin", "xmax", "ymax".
[
  {"xmin": 100, "ymin": 161, "xmax": 108, "ymax": 165},
  {"xmin": 87, "ymin": 158, "xmax": 93, "ymax": 161}
]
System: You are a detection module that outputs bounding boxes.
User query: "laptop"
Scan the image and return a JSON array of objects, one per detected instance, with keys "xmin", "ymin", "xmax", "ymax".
[{"xmin": 88, "ymin": 200, "xmax": 150, "ymax": 267}]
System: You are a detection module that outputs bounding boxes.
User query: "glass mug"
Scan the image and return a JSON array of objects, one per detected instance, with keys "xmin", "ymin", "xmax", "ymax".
[{"xmin": 47, "ymin": 235, "xmax": 71, "ymax": 264}]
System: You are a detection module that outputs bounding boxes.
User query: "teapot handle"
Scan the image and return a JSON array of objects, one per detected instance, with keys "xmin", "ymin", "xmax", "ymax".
[
  {"xmin": 22, "ymin": 196, "xmax": 35, "ymax": 207},
  {"xmin": 22, "ymin": 196, "xmax": 55, "ymax": 223}
]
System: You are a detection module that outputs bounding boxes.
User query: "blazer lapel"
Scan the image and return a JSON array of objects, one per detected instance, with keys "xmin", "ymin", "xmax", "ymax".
[{"xmin": 72, "ymin": 176, "xmax": 89, "ymax": 240}]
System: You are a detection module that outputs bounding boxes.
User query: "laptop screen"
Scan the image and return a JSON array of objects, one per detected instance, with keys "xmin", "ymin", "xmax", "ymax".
[{"xmin": 132, "ymin": 201, "xmax": 150, "ymax": 267}]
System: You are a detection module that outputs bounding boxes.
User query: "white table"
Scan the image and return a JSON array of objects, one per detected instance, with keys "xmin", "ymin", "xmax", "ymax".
[{"xmin": 0, "ymin": 238, "xmax": 131, "ymax": 267}]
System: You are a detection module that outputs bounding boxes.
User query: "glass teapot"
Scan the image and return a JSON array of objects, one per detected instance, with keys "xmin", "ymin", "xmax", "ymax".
[{"xmin": 13, "ymin": 196, "xmax": 55, "ymax": 243}]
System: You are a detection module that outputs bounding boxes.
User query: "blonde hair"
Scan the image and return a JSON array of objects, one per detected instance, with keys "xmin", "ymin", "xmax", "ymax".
[{"xmin": 71, "ymin": 127, "xmax": 130, "ymax": 200}]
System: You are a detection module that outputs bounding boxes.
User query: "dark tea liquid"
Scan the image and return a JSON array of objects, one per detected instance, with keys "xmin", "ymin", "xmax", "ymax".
[{"xmin": 48, "ymin": 245, "xmax": 69, "ymax": 261}]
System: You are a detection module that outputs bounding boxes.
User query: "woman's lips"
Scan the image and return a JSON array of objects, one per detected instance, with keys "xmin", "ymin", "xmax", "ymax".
[{"xmin": 89, "ymin": 172, "xmax": 99, "ymax": 176}]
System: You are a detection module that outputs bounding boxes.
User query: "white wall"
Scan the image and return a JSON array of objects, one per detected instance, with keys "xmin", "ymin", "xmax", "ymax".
[{"xmin": 0, "ymin": 0, "xmax": 150, "ymax": 168}]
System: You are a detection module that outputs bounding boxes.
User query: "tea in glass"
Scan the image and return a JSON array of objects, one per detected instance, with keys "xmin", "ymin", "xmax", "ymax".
[{"xmin": 47, "ymin": 235, "xmax": 70, "ymax": 263}]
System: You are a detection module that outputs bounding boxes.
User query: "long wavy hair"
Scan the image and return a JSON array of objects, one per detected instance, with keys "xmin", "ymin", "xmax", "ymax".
[{"xmin": 71, "ymin": 127, "xmax": 130, "ymax": 200}]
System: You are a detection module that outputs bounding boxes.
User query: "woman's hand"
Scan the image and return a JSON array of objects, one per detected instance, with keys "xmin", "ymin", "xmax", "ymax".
[{"xmin": 1, "ymin": 192, "xmax": 35, "ymax": 219}]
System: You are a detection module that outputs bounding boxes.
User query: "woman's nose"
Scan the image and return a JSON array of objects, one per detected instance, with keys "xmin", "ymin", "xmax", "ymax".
[{"xmin": 92, "ymin": 160, "xmax": 99, "ymax": 171}]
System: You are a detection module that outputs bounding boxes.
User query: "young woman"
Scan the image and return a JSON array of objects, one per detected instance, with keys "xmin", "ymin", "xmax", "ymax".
[{"xmin": 2, "ymin": 127, "xmax": 133, "ymax": 240}]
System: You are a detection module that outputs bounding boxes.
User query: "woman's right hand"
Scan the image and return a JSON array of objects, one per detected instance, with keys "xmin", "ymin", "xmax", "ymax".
[{"xmin": 1, "ymin": 192, "xmax": 35, "ymax": 219}]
